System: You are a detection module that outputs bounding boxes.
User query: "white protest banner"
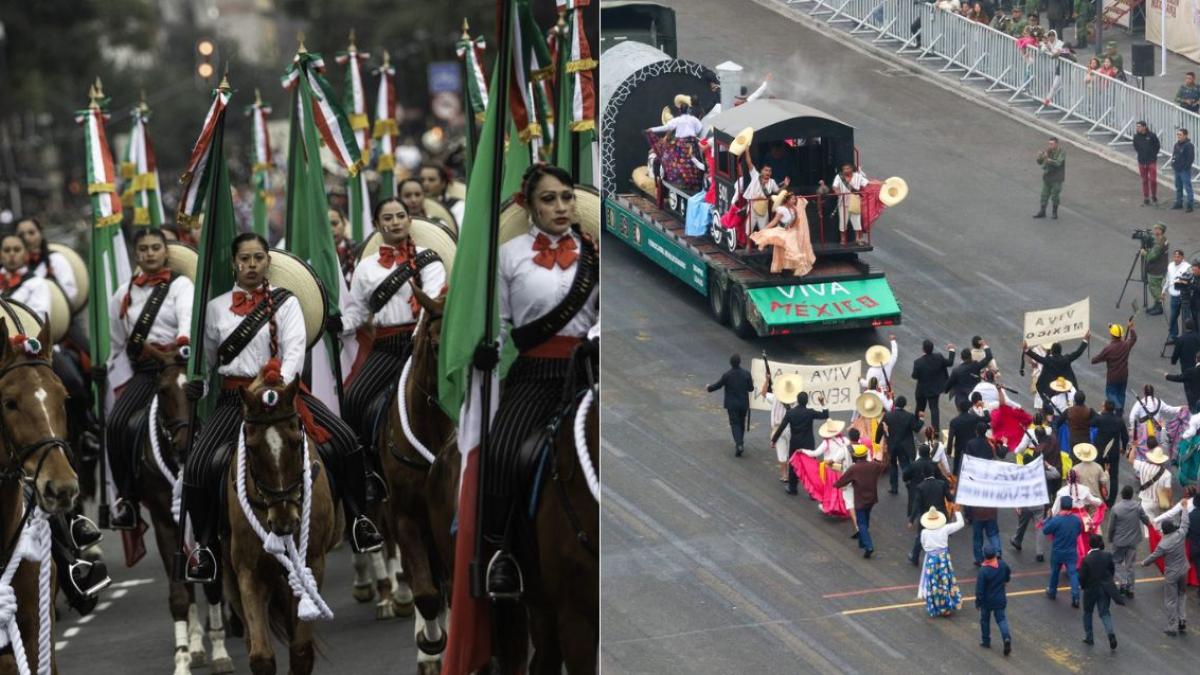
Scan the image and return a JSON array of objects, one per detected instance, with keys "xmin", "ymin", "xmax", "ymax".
[
  {"xmin": 1022, "ymin": 297, "xmax": 1089, "ymax": 346},
  {"xmin": 955, "ymin": 455, "xmax": 1050, "ymax": 508},
  {"xmin": 750, "ymin": 357, "xmax": 861, "ymax": 413}
]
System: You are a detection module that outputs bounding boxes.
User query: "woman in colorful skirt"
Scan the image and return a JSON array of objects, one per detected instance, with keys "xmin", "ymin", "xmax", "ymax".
[
  {"xmin": 918, "ymin": 506, "xmax": 965, "ymax": 617},
  {"xmin": 809, "ymin": 419, "xmax": 852, "ymax": 520}
]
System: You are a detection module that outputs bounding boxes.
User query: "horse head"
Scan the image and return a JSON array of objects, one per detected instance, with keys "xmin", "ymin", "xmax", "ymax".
[
  {"xmin": 143, "ymin": 343, "xmax": 192, "ymax": 463},
  {"xmin": 239, "ymin": 360, "xmax": 305, "ymax": 538},
  {"xmin": 0, "ymin": 321, "xmax": 77, "ymax": 513}
]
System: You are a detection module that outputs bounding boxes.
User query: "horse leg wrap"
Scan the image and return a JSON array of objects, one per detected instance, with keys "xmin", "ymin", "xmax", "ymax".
[
  {"xmin": 414, "ymin": 609, "xmax": 447, "ymax": 656},
  {"xmin": 173, "ymin": 619, "xmax": 192, "ymax": 675},
  {"xmin": 371, "ymin": 551, "xmax": 391, "ymax": 587},
  {"xmin": 353, "ymin": 552, "xmax": 375, "ymax": 603},
  {"xmin": 186, "ymin": 604, "xmax": 206, "ymax": 664},
  {"xmin": 208, "ymin": 604, "xmax": 233, "ymax": 672}
]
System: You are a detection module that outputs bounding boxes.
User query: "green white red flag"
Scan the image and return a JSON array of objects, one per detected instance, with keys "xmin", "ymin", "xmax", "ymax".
[
  {"xmin": 554, "ymin": 0, "xmax": 597, "ymax": 186},
  {"xmin": 176, "ymin": 85, "xmax": 234, "ymax": 227},
  {"xmin": 120, "ymin": 98, "xmax": 166, "ymax": 227},
  {"xmin": 456, "ymin": 21, "xmax": 489, "ymax": 178},
  {"xmin": 372, "ymin": 51, "xmax": 398, "ymax": 200},
  {"xmin": 247, "ymin": 90, "xmax": 273, "ymax": 239}
]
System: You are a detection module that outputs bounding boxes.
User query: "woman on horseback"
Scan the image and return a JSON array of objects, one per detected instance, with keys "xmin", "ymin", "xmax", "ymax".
[
  {"xmin": 0, "ymin": 234, "xmax": 51, "ymax": 320},
  {"xmin": 97, "ymin": 228, "xmax": 194, "ymax": 530},
  {"xmin": 333, "ymin": 197, "xmax": 446, "ymax": 468},
  {"xmin": 15, "ymin": 217, "xmax": 77, "ymax": 300},
  {"xmin": 180, "ymin": 233, "xmax": 383, "ymax": 583},
  {"xmin": 482, "ymin": 164, "xmax": 599, "ymax": 598}
]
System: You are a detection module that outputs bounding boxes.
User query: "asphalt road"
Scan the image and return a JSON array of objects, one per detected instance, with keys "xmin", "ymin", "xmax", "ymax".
[
  {"xmin": 600, "ymin": 0, "xmax": 1200, "ymax": 673},
  {"xmin": 53, "ymin": 519, "xmax": 421, "ymax": 674}
]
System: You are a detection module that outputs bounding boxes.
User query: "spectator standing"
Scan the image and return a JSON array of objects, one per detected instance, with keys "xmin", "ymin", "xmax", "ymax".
[
  {"xmin": 1072, "ymin": 0, "xmax": 1092, "ymax": 48},
  {"xmin": 1133, "ymin": 122, "xmax": 1161, "ymax": 206},
  {"xmin": 1107, "ymin": 484, "xmax": 1151, "ymax": 597},
  {"xmin": 1165, "ymin": 354, "xmax": 1200, "ymax": 413},
  {"xmin": 975, "ymin": 545, "xmax": 1013, "ymax": 655},
  {"xmin": 1079, "ymin": 534, "xmax": 1123, "ymax": 650},
  {"xmin": 1142, "ymin": 226, "xmax": 1168, "ymax": 316},
  {"xmin": 1166, "ymin": 250, "xmax": 1190, "ymax": 340},
  {"xmin": 1102, "ymin": 41, "xmax": 1124, "ymax": 76},
  {"xmin": 912, "ymin": 340, "xmax": 956, "ymax": 429},
  {"xmin": 707, "ymin": 353, "xmax": 755, "ymax": 456},
  {"xmin": 1033, "ymin": 138, "xmax": 1066, "ymax": 219},
  {"xmin": 1171, "ymin": 128, "xmax": 1195, "ymax": 212},
  {"xmin": 1091, "ymin": 320, "xmax": 1138, "ymax": 412},
  {"xmin": 1175, "ymin": 71, "xmax": 1200, "ymax": 113}
]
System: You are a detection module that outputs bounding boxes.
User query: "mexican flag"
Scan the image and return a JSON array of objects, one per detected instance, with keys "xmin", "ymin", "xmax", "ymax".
[
  {"xmin": 247, "ymin": 91, "xmax": 274, "ymax": 239},
  {"xmin": 119, "ymin": 98, "xmax": 166, "ymax": 226},
  {"xmin": 554, "ymin": 0, "xmax": 597, "ymax": 186},
  {"xmin": 372, "ymin": 51, "xmax": 399, "ymax": 200},
  {"xmin": 455, "ymin": 23, "xmax": 489, "ymax": 178},
  {"xmin": 335, "ymin": 37, "xmax": 374, "ymax": 242}
]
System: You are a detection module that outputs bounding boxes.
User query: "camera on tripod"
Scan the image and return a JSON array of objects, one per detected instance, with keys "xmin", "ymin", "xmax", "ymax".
[{"xmin": 1131, "ymin": 228, "xmax": 1155, "ymax": 248}]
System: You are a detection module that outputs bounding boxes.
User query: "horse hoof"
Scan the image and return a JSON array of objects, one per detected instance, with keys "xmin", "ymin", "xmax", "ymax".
[
  {"xmin": 190, "ymin": 650, "xmax": 207, "ymax": 666},
  {"xmin": 211, "ymin": 656, "xmax": 235, "ymax": 674},
  {"xmin": 376, "ymin": 601, "xmax": 396, "ymax": 621},
  {"xmin": 173, "ymin": 649, "xmax": 191, "ymax": 675},
  {"xmin": 417, "ymin": 660, "xmax": 441, "ymax": 675},
  {"xmin": 392, "ymin": 598, "xmax": 415, "ymax": 618},
  {"xmin": 353, "ymin": 583, "xmax": 375, "ymax": 603},
  {"xmin": 417, "ymin": 631, "xmax": 447, "ymax": 656}
]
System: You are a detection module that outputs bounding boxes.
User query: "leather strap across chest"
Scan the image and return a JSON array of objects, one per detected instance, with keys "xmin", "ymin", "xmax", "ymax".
[
  {"xmin": 217, "ymin": 288, "xmax": 294, "ymax": 366},
  {"xmin": 127, "ymin": 276, "xmax": 176, "ymax": 358},
  {"xmin": 512, "ymin": 234, "xmax": 597, "ymax": 353},
  {"xmin": 368, "ymin": 249, "xmax": 441, "ymax": 314}
]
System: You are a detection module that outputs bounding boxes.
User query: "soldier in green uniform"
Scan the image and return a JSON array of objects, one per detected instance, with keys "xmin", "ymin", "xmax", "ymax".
[
  {"xmin": 1008, "ymin": 5, "xmax": 1029, "ymax": 37},
  {"xmin": 1142, "ymin": 224, "xmax": 1169, "ymax": 315},
  {"xmin": 1104, "ymin": 40, "xmax": 1124, "ymax": 76},
  {"xmin": 1074, "ymin": 0, "xmax": 1092, "ymax": 49},
  {"xmin": 1034, "ymin": 138, "xmax": 1066, "ymax": 219}
]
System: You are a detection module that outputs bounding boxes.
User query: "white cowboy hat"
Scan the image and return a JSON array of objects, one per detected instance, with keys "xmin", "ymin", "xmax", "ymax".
[
  {"xmin": 865, "ymin": 345, "xmax": 891, "ymax": 367},
  {"xmin": 266, "ymin": 249, "xmax": 328, "ymax": 349},
  {"xmin": 818, "ymin": 419, "xmax": 846, "ymax": 439},
  {"xmin": 422, "ymin": 198, "xmax": 458, "ymax": 238},
  {"xmin": 855, "ymin": 392, "xmax": 884, "ymax": 419},
  {"xmin": 445, "ymin": 179, "xmax": 467, "ymax": 201},
  {"xmin": 1048, "ymin": 376, "xmax": 1073, "ymax": 393},
  {"xmin": 729, "ymin": 127, "xmax": 755, "ymax": 157},
  {"xmin": 44, "ymin": 279, "xmax": 70, "ymax": 345},
  {"xmin": 0, "ymin": 298, "xmax": 44, "ymax": 345},
  {"xmin": 774, "ymin": 374, "xmax": 804, "ymax": 405},
  {"xmin": 359, "ymin": 217, "xmax": 458, "ymax": 276},
  {"xmin": 878, "ymin": 176, "xmax": 908, "ymax": 207},
  {"xmin": 135, "ymin": 241, "xmax": 197, "ymax": 282},
  {"xmin": 632, "ymin": 166, "xmax": 657, "ymax": 195},
  {"xmin": 47, "ymin": 243, "xmax": 88, "ymax": 314},
  {"xmin": 498, "ymin": 185, "xmax": 600, "ymax": 246},
  {"xmin": 1145, "ymin": 447, "xmax": 1170, "ymax": 465},
  {"xmin": 920, "ymin": 507, "xmax": 947, "ymax": 530},
  {"xmin": 1073, "ymin": 443, "xmax": 1098, "ymax": 463}
]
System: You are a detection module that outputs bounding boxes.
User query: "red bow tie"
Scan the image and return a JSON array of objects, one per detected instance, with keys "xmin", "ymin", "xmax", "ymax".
[
  {"xmin": 231, "ymin": 287, "xmax": 268, "ymax": 316},
  {"xmin": 0, "ymin": 272, "xmax": 22, "ymax": 291},
  {"xmin": 378, "ymin": 244, "xmax": 411, "ymax": 269},
  {"xmin": 133, "ymin": 270, "xmax": 171, "ymax": 287},
  {"xmin": 531, "ymin": 233, "xmax": 578, "ymax": 270}
]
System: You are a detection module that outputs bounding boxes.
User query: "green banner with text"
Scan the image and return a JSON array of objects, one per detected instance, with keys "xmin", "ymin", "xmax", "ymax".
[
  {"xmin": 605, "ymin": 199, "xmax": 707, "ymax": 294},
  {"xmin": 747, "ymin": 278, "xmax": 900, "ymax": 327}
]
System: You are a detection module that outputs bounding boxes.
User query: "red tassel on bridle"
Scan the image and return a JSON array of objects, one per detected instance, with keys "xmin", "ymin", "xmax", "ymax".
[{"xmin": 261, "ymin": 358, "xmax": 283, "ymax": 386}]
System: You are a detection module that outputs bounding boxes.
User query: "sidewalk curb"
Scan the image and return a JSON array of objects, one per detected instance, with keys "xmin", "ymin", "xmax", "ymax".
[{"xmin": 753, "ymin": 0, "xmax": 1163, "ymax": 185}]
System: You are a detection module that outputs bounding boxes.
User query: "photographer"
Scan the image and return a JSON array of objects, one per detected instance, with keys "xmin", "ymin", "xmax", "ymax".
[
  {"xmin": 1167, "ymin": 249, "xmax": 1190, "ymax": 340},
  {"xmin": 1177, "ymin": 258, "xmax": 1200, "ymax": 328},
  {"xmin": 1140, "ymin": 223, "xmax": 1168, "ymax": 315}
]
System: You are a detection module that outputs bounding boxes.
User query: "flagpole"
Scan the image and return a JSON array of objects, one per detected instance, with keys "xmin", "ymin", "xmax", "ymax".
[
  {"xmin": 174, "ymin": 74, "xmax": 231, "ymax": 581},
  {"xmin": 471, "ymin": 0, "xmax": 516, "ymax": 601},
  {"xmin": 460, "ymin": 18, "xmax": 479, "ymax": 179}
]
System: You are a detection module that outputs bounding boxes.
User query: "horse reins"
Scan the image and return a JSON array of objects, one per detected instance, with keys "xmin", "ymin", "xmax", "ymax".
[{"xmin": 389, "ymin": 307, "xmax": 443, "ymax": 471}]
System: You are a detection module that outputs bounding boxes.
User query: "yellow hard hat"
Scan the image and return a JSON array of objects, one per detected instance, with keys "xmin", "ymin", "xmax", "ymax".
[{"xmin": 1109, "ymin": 324, "xmax": 1123, "ymax": 338}]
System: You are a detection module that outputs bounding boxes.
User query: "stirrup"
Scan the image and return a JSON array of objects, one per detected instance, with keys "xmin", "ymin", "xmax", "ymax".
[
  {"xmin": 69, "ymin": 559, "xmax": 112, "ymax": 597},
  {"xmin": 365, "ymin": 470, "xmax": 389, "ymax": 504},
  {"xmin": 185, "ymin": 547, "xmax": 218, "ymax": 584},
  {"xmin": 69, "ymin": 514, "xmax": 103, "ymax": 550},
  {"xmin": 351, "ymin": 515, "xmax": 384, "ymax": 554},
  {"xmin": 485, "ymin": 550, "xmax": 524, "ymax": 601},
  {"xmin": 108, "ymin": 498, "xmax": 139, "ymax": 531}
]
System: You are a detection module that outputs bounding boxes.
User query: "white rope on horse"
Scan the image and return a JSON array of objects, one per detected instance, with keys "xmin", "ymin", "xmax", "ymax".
[
  {"xmin": 234, "ymin": 424, "xmax": 333, "ymax": 622},
  {"xmin": 397, "ymin": 355, "xmax": 437, "ymax": 464},
  {"xmin": 0, "ymin": 506, "xmax": 53, "ymax": 675},
  {"xmin": 573, "ymin": 386, "xmax": 600, "ymax": 502},
  {"xmin": 148, "ymin": 395, "xmax": 185, "ymax": 525}
]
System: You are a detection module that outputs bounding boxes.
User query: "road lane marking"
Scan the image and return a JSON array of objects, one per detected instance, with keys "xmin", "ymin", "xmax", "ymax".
[
  {"xmin": 96, "ymin": 602, "xmax": 112, "ymax": 611},
  {"xmin": 603, "ymin": 619, "xmax": 795, "ymax": 647},
  {"xmin": 601, "ymin": 439, "xmax": 628, "ymax": 458},
  {"xmin": 76, "ymin": 614, "xmax": 94, "ymax": 624},
  {"xmin": 110, "ymin": 589, "xmax": 128, "ymax": 599},
  {"xmin": 892, "ymin": 229, "xmax": 946, "ymax": 257},
  {"xmin": 822, "ymin": 570, "xmax": 1045, "ymax": 598},
  {"xmin": 975, "ymin": 271, "xmax": 1031, "ymax": 301},
  {"xmin": 651, "ymin": 478, "xmax": 711, "ymax": 519},
  {"xmin": 55, "ymin": 641, "xmax": 67, "ymax": 651},
  {"xmin": 110, "ymin": 578, "xmax": 154, "ymax": 588},
  {"xmin": 63, "ymin": 627, "xmax": 80, "ymax": 638},
  {"xmin": 840, "ymin": 576, "xmax": 1164, "ymax": 616}
]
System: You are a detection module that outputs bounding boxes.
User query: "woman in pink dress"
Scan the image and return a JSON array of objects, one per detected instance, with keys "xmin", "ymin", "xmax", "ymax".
[{"xmin": 750, "ymin": 190, "xmax": 816, "ymax": 276}]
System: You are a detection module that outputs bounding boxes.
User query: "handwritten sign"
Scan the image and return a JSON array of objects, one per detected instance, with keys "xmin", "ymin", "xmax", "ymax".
[
  {"xmin": 750, "ymin": 357, "xmax": 862, "ymax": 412},
  {"xmin": 1022, "ymin": 297, "xmax": 1089, "ymax": 345},
  {"xmin": 956, "ymin": 455, "xmax": 1050, "ymax": 508}
]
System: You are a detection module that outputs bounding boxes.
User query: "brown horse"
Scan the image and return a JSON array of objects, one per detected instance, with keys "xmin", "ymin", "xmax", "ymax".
[
  {"xmin": 379, "ymin": 284, "xmax": 453, "ymax": 675},
  {"xmin": 0, "ymin": 322, "xmax": 80, "ymax": 675},
  {"xmin": 131, "ymin": 345, "xmax": 231, "ymax": 675},
  {"xmin": 223, "ymin": 372, "xmax": 341, "ymax": 675}
]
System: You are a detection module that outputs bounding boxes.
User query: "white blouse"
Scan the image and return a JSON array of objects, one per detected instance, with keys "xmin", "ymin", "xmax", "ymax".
[
  {"xmin": 5, "ymin": 272, "xmax": 50, "ymax": 324},
  {"xmin": 202, "ymin": 289, "xmax": 306, "ymax": 384},
  {"xmin": 864, "ymin": 338, "xmax": 898, "ymax": 388},
  {"xmin": 32, "ymin": 252, "xmax": 78, "ymax": 302},
  {"xmin": 1050, "ymin": 484, "xmax": 1103, "ymax": 516},
  {"xmin": 921, "ymin": 512, "xmax": 965, "ymax": 551},
  {"xmin": 1132, "ymin": 458, "xmax": 1174, "ymax": 517},
  {"xmin": 107, "ymin": 275, "xmax": 194, "ymax": 366},
  {"xmin": 499, "ymin": 226, "xmax": 598, "ymax": 341},
  {"xmin": 340, "ymin": 245, "xmax": 446, "ymax": 334}
]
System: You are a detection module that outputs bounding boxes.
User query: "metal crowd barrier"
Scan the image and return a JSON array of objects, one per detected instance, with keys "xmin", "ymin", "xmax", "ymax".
[{"xmin": 783, "ymin": 0, "xmax": 1200, "ymax": 174}]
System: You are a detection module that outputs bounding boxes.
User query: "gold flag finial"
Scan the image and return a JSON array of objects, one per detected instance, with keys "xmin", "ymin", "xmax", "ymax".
[
  {"xmin": 297, "ymin": 31, "xmax": 307, "ymax": 54},
  {"xmin": 88, "ymin": 77, "xmax": 104, "ymax": 108},
  {"xmin": 255, "ymin": 88, "xmax": 263, "ymax": 105},
  {"xmin": 138, "ymin": 89, "xmax": 149, "ymax": 113},
  {"xmin": 556, "ymin": 9, "xmax": 568, "ymax": 30},
  {"xmin": 348, "ymin": 28, "xmax": 357, "ymax": 50},
  {"xmin": 461, "ymin": 18, "xmax": 470, "ymax": 40},
  {"xmin": 218, "ymin": 64, "xmax": 231, "ymax": 92},
  {"xmin": 381, "ymin": 49, "xmax": 390, "ymax": 67}
]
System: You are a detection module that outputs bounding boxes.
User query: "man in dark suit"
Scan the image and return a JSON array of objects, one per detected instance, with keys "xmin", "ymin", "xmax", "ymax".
[
  {"xmin": 948, "ymin": 401, "xmax": 988, "ymax": 475},
  {"xmin": 1171, "ymin": 319, "xmax": 1200, "ymax": 366},
  {"xmin": 1024, "ymin": 335, "xmax": 1090, "ymax": 408},
  {"xmin": 1165, "ymin": 352, "xmax": 1200, "ymax": 413},
  {"xmin": 944, "ymin": 342, "xmax": 994, "ymax": 410},
  {"xmin": 708, "ymin": 353, "xmax": 755, "ymax": 456},
  {"xmin": 1079, "ymin": 534, "xmax": 1123, "ymax": 649},
  {"xmin": 911, "ymin": 339, "xmax": 956, "ymax": 429},
  {"xmin": 772, "ymin": 391, "xmax": 829, "ymax": 495},
  {"xmin": 876, "ymin": 396, "xmax": 924, "ymax": 495},
  {"xmin": 1092, "ymin": 400, "xmax": 1128, "ymax": 506}
]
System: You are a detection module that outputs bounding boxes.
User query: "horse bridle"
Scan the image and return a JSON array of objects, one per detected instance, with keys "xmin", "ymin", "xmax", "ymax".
[
  {"xmin": 0, "ymin": 359, "xmax": 72, "ymax": 484},
  {"xmin": 243, "ymin": 410, "xmax": 305, "ymax": 510}
]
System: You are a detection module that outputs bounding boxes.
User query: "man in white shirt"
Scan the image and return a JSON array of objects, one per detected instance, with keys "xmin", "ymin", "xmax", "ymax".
[
  {"xmin": 1166, "ymin": 248, "xmax": 1190, "ymax": 341},
  {"xmin": 740, "ymin": 153, "xmax": 783, "ymax": 238},
  {"xmin": 647, "ymin": 95, "xmax": 703, "ymax": 140}
]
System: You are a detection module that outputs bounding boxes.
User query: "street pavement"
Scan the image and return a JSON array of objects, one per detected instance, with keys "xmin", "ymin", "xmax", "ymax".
[
  {"xmin": 53, "ymin": 524, "xmax": 420, "ymax": 673},
  {"xmin": 601, "ymin": 0, "xmax": 1200, "ymax": 673}
]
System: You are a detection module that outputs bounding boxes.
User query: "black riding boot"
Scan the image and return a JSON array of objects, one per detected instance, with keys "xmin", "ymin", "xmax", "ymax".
[
  {"xmin": 481, "ymin": 496, "xmax": 523, "ymax": 601},
  {"xmin": 332, "ymin": 445, "xmax": 384, "ymax": 554},
  {"xmin": 184, "ymin": 485, "xmax": 218, "ymax": 583},
  {"xmin": 49, "ymin": 513, "xmax": 111, "ymax": 615}
]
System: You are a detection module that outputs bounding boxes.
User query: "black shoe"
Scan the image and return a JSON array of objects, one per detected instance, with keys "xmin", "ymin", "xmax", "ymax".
[
  {"xmin": 1126, "ymin": 589, "xmax": 1134, "ymax": 599},
  {"xmin": 1071, "ymin": 599, "xmax": 1080, "ymax": 608},
  {"xmin": 1009, "ymin": 537, "xmax": 1022, "ymax": 552},
  {"xmin": 1051, "ymin": 207, "xmax": 1059, "ymax": 219},
  {"xmin": 485, "ymin": 550, "xmax": 523, "ymax": 601},
  {"xmin": 70, "ymin": 515, "xmax": 103, "ymax": 550},
  {"xmin": 850, "ymin": 531, "xmax": 860, "ymax": 539},
  {"xmin": 1144, "ymin": 199, "xmax": 1150, "ymax": 206},
  {"xmin": 1187, "ymin": 207, "xmax": 1194, "ymax": 213},
  {"xmin": 980, "ymin": 642, "xmax": 990, "ymax": 649},
  {"xmin": 785, "ymin": 487, "xmax": 798, "ymax": 495},
  {"xmin": 1082, "ymin": 636, "xmax": 1094, "ymax": 645},
  {"xmin": 735, "ymin": 445, "xmax": 744, "ymax": 457},
  {"xmin": 185, "ymin": 546, "xmax": 218, "ymax": 584},
  {"xmin": 1179, "ymin": 621, "xmax": 1187, "ymax": 632},
  {"xmin": 108, "ymin": 499, "xmax": 139, "ymax": 531},
  {"xmin": 908, "ymin": 554, "xmax": 918, "ymax": 566},
  {"xmin": 1033, "ymin": 209, "xmax": 1047, "ymax": 219},
  {"xmin": 351, "ymin": 515, "xmax": 384, "ymax": 554},
  {"xmin": 1036, "ymin": 554, "xmax": 1045, "ymax": 563},
  {"xmin": 1003, "ymin": 640, "xmax": 1011, "ymax": 656},
  {"xmin": 364, "ymin": 471, "xmax": 388, "ymax": 505},
  {"xmin": 863, "ymin": 549, "xmax": 873, "ymax": 559},
  {"xmin": 69, "ymin": 558, "xmax": 112, "ymax": 598},
  {"xmin": 1172, "ymin": 203, "xmax": 1184, "ymax": 210},
  {"xmin": 1108, "ymin": 634, "xmax": 1117, "ymax": 650},
  {"xmin": 887, "ymin": 488, "xmax": 899, "ymax": 495}
]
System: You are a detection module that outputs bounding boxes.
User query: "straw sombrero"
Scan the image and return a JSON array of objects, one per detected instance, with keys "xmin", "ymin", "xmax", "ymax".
[
  {"xmin": 422, "ymin": 198, "xmax": 459, "ymax": 238},
  {"xmin": 498, "ymin": 185, "xmax": 600, "ymax": 246},
  {"xmin": 1074, "ymin": 443, "xmax": 1098, "ymax": 463},
  {"xmin": 135, "ymin": 242, "xmax": 198, "ymax": 282},
  {"xmin": 47, "ymin": 243, "xmax": 88, "ymax": 314},
  {"xmin": 446, "ymin": 180, "xmax": 467, "ymax": 201},
  {"xmin": 0, "ymin": 298, "xmax": 45, "ymax": 344},
  {"xmin": 266, "ymin": 249, "xmax": 327, "ymax": 349},
  {"xmin": 818, "ymin": 419, "xmax": 846, "ymax": 439},
  {"xmin": 358, "ymin": 217, "xmax": 457, "ymax": 276},
  {"xmin": 920, "ymin": 507, "xmax": 947, "ymax": 530},
  {"xmin": 1048, "ymin": 376, "xmax": 1073, "ymax": 393},
  {"xmin": 865, "ymin": 345, "xmax": 891, "ymax": 367},
  {"xmin": 773, "ymin": 374, "xmax": 804, "ymax": 405},
  {"xmin": 632, "ymin": 166, "xmax": 657, "ymax": 195},
  {"xmin": 673, "ymin": 94, "xmax": 692, "ymax": 109},
  {"xmin": 44, "ymin": 279, "xmax": 70, "ymax": 344},
  {"xmin": 660, "ymin": 106, "xmax": 674, "ymax": 127},
  {"xmin": 1145, "ymin": 447, "xmax": 1170, "ymax": 465},
  {"xmin": 729, "ymin": 127, "xmax": 754, "ymax": 157},
  {"xmin": 770, "ymin": 190, "xmax": 791, "ymax": 209},
  {"xmin": 855, "ymin": 392, "xmax": 885, "ymax": 419}
]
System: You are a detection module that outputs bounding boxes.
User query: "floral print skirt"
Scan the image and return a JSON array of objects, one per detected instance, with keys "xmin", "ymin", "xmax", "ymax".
[{"xmin": 918, "ymin": 549, "xmax": 962, "ymax": 617}]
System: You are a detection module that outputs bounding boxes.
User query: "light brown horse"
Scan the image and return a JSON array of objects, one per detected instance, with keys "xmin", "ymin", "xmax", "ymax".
[
  {"xmin": 0, "ymin": 322, "xmax": 80, "ymax": 675},
  {"xmin": 223, "ymin": 373, "xmax": 340, "ymax": 675},
  {"xmin": 132, "ymin": 345, "xmax": 231, "ymax": 675},
  {"xmin": 379, "ymin": 284, "xmax": 453, "ymax": 675}
]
